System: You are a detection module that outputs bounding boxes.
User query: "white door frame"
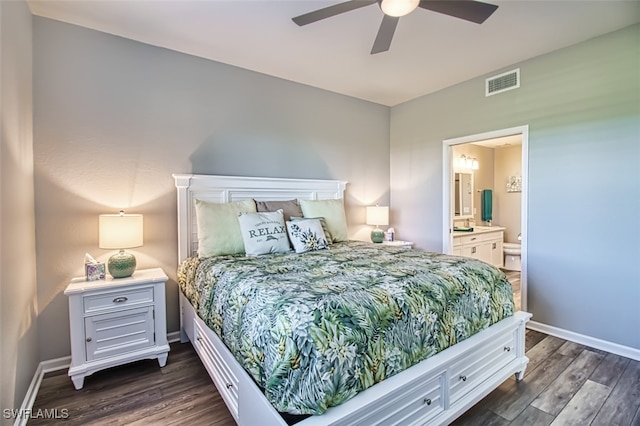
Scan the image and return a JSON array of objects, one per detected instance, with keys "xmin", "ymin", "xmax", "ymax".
[{"xmin": 442, "ymin": 125, "xmax": 529, "ymax": 311}]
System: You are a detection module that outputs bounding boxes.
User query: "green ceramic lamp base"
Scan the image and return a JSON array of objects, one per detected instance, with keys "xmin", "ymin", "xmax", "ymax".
[
  {"xmin": 108, "ymin": 249, "xmax": 137, "ymax": 278},
  {"xmin": 370, "ymin": 228, "xmax": 385, "ymax": 243}
]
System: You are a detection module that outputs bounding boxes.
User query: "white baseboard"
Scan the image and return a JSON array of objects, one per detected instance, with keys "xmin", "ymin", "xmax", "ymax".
[
  {"xmin": 528, "ymin": 321, "xmax": 640, "ymax": 361},
  {"xmin": 15, "ymin": 331, "xmax": 182, "ymax": 426},
  {"xmin": 167, "ymin": 331, "xmax": 181, "ymax": 343},
  {"xmin": 13, "ymin": 364, "xmax": 43, "ymax": 426},
  {"xmin": 42, "ymin": 355, "xmax": 72, "ymax": 373},
  {"xmin": 13, "ymin": 356, "xmax": 72, "ymax": 426}
]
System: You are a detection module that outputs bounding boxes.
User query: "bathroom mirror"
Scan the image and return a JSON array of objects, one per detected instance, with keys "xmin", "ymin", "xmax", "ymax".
[{"xmin": 454, "ymin": 172, "xmax": 474, "ymax": 218}]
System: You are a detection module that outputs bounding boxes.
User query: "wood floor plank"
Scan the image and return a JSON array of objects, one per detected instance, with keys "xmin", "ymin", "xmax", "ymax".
[
  {"xmin": 488, "ymin": 351, "xmax": 574, "ymax": 421},
  {"xmin": 550, "ymin": 379, "xmax": 611, "ymax": 426},
  {"xmin": 591, "ymin": 359, "xmax": 640, "ymax": 426},
  {"xmin": 589, "ymin": 352, "xmax": 630, "ymax": 388},
  {"xmin": 451, "ymin": 396, "xmax": 510, "ymax": 426},
  {"xmin": 556, "ymin": 341, "xmax": 586, "ymax": 358},
  {"xmin": 531, "ymin": 349, "xmax": 606, "ymax": 416},
  {"xmin": 510, "ymin": 405, "xmax": 555, "ymax": 426},
  {"xmin": 524, "ymin": 329, "xmax": 547, "ymax": 352},
  {"xmin": 522, "ymin": 335, "xmax": 567, "ymax": 377}
]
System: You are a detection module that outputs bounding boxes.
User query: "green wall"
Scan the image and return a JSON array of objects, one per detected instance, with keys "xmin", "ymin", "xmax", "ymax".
[
  {"xmin": 0, "ymin": 0, "xmax": 39, "ymax": 420},
  {"xmin": 33, "ymin": 17, "xmax": 390, "ymax": 361},
  {"xmin": 390, "ymin": 24, "xmax": 640, "ymax": 349}
]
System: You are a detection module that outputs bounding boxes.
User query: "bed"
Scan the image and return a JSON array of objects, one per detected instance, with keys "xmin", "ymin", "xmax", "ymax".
[{"xmin": 173, "ymin": 173, "xmax": 531, "ymax": 426}]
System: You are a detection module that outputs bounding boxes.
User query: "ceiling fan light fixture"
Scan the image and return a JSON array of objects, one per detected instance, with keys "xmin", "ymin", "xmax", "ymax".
[{"xmin": 380, "ymin": 0, "xmax": 420, "ymax": 17}]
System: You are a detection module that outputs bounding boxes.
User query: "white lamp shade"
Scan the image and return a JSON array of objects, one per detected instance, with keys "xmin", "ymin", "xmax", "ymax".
[
  {"xmin": 99, "ymin": 213, "xmax": 143, "ymax": 249},
  {"xmin": 366, "ymin": 206, "xmax": 389, "ymax": 226}
]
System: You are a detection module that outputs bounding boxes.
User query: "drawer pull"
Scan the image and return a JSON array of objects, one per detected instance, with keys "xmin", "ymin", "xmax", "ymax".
[
  {"xmin": 196, "ymin": 336, "xmax": 203, "ymax": 342},
  {"xmin": 113, "ymin": 297, "xmax": 128, "ymax": 303},
  {"xmin": 471, "ymin": 237, "xmax": 477, "ymax": 241},
  {"xmin": 504, "ymin": 346, "xmax": 511, "ymax": 352},
  {"xmin": 459, "ymin": 375, "xmax": 467, "ymax": 382},
  {"xmin": 86, "ymin": 337, "xmax": 92, "ymax": 342},
  {"xmin": 226, "ymin": 383, "xmax": 233, "ymax": 389},
  {"xmin": 423, "ymin": 398, "xmax": 432, "ymax": 406},
  {"xmin": 492, "ymin": 242, "xmax": 497, "ymax": 249},
  {"xmin": 471, "ymin": 247, "xmax": 476, "ymax": 254}
]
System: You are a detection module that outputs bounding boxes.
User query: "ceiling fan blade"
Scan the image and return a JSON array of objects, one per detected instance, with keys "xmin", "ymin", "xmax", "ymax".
[
  {"xmin": 371, "ymin": 15, "xmax": 399, "ymax": 54},
  {"xmin": 292, "ymin": 0, "xmax": 377, "ymax": 26},
  {"xmin": 419, "ymin": 0, "xmax": 498, "ymax": 24}
]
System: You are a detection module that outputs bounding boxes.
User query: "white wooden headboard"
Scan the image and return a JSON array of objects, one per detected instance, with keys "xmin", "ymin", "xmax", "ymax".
[{"xmin": 173, "ymin": 174, "xmax": 348, "ymax": 262}]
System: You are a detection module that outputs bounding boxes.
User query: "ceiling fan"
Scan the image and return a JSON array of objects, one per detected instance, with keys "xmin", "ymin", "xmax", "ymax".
[{"xmin": 292, "ymin": 0, "xmax": 498, "ymax": 54}]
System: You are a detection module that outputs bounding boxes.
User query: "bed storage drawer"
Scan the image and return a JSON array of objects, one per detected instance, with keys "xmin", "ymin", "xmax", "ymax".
[
  {"xmin": 193, "ymin": 319, "xmax": 239, "ymax": 420},
  {"xmin": 449, "ymin": 328, "xmax": 517, "ymax": 404},
  {"xmin": 349, "ymin": 372, "xmax": 444, "ymax": 426}
]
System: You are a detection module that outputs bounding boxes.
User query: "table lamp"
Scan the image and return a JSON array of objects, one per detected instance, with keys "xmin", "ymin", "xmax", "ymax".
[
  {"xmin": 99, "ymin": 211, "xmax": 143, "ymax": 278},
  {"xmin": 366, "ymin": 206, "xmax": 389, "ymax": 243}
]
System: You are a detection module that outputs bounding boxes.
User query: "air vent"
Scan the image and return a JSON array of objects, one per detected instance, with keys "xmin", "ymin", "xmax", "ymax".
[{"xmin": 486, "ymin": 68, "xmax": 520, "ymax": 96}]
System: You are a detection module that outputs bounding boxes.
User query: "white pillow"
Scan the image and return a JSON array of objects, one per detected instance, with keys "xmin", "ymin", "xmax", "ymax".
[
  {"xmin": 238, "ymin": 210, "xmax": 290, "ymax": 256},
  {"xmin": 290, "ymin": 216, "xmax": 333, "ymax": 243},
  {"xmin": 299, "ymin": 199, "xmax": 349, "ymax": 242},
  {"xmin": 195, "ymin": 199, "xmax": 257, "ymax": 257},
  {"xmin": 286, "ymin": 219, "xmax": 329, "ymax": 254}
]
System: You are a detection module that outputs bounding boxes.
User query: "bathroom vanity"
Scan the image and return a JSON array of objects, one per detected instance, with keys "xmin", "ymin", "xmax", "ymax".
[{"xmin": 453, "ymin": 226, "xmax": 505, "ymax": 268}]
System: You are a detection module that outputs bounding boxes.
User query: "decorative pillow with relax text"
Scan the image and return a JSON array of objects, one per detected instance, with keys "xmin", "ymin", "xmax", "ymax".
[
  {"xmin": 238, "ymin": 210, "xmax": 290, "ymax": 256},
  {"xmin": 299, "ymin": 199, "xmax": 349, "ymax": 242},
  {"xmin": 286, "ymin": 219, "xmax": 329, "ymax": 254},
  {"xmin": 195, "ymin": 199, "xmax": 257, "ymax": 257}
]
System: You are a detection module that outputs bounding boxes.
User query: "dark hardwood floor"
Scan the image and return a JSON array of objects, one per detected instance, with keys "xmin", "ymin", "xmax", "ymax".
[{"xmin": 30, "ymin": 330, "xmax": 640, "ymax": 425}]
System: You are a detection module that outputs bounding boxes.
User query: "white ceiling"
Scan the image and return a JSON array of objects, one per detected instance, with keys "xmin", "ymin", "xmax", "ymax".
[{"xmin": 28, "ymin": 0, "xmax": 640, "ymax": 106}]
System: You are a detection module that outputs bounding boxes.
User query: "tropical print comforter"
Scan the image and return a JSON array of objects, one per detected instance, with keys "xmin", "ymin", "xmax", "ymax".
[{"xmin": 178, "ymin": 241, "xmax": 514, "ymax": 415}]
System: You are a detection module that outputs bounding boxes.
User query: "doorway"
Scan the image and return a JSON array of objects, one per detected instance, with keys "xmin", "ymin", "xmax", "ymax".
[{"xmin": 442, "ymin": 126, "xmax": 529, "ymax": 311}]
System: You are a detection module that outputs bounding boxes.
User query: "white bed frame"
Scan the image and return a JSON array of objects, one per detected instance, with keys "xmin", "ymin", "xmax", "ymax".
[{"xmin": 174, "ymin": 173, "xmax": 531, "ymax": 426}]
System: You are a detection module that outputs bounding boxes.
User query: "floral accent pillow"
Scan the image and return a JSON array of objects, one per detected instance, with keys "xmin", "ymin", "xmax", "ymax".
[
  {"xmin": 290, "ymin": 216, "xmax": 333, "ymax": 244},
  {"xmin": 238, "ymin": 210, "xmax": 290, "ymax": 256},
  {"xmin": 286, "ymin": 219, "xmax": 329, "ymax": 254}
]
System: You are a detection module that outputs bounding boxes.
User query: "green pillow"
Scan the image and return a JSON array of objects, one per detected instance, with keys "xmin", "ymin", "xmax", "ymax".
[
  {"xmin": 299, "ymin": 199, "xmax": 348, "ymax": 242},
  {"xmin": 195, "ymin": 199, "xmax": 257, "ymax": 257}
]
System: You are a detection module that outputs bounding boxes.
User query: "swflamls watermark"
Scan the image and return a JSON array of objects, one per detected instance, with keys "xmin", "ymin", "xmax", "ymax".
[{"xmin": 3, "ymin": 408, "xmax": 69, "ymax": 420}]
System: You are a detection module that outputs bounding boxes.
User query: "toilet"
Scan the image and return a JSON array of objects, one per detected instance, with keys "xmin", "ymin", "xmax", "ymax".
[{"xmin": 503, "ymin": 242, "xmax": 521, "ymax": 271}]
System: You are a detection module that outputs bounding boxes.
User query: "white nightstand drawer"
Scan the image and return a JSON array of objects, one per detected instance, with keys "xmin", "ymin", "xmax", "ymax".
[
  {"xmin": 85, "ymin": 306, "xmax": 155, "ymax": 361},
  {"xmin": 83, "ymin": 286, "xmax": 154, "ymax": 314}
]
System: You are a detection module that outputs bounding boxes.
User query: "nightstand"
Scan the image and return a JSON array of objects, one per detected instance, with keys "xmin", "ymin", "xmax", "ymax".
[
  {"xmin": 382, "ymin": 240, "xmax": 414, "ymax": 249},
  {"xmin": 64, "ymin": 268, "xmax": 170, "ymax": 390}
]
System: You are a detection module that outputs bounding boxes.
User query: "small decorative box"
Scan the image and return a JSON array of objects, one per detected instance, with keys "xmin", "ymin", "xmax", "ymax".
[{"xmin": 85, "ymin": 262, "xmax": 106, "ymax": 281}]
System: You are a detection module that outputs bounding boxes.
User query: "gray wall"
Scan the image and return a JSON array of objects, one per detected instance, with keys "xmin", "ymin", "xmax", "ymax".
[
  {"xmin": 390, "ymin": 24, "xmax": 640, "ymax": 349},
  {"xmin": 0, "ymin": 1, "xmax": 39, "ymax": 422},
  {"xmin": 33, "ymin": 17, "xmax": 390, "ymax": 360}
]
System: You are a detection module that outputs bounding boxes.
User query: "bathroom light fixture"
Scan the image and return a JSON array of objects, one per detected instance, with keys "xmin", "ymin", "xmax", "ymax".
[
  {"xmin": 459, "ymin": 155, "xmax": 479, "ymax": 170},
  {"xmin": 99, "ymin": 210, "xmax": 143, "ymax": 278},
  {"xmin": 380, "ymin": 0, "xmax": 420, "ymax": 17},
  {"xmin": 366, "ymin": 205, "xmax": 389, "ymax": 243}
]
